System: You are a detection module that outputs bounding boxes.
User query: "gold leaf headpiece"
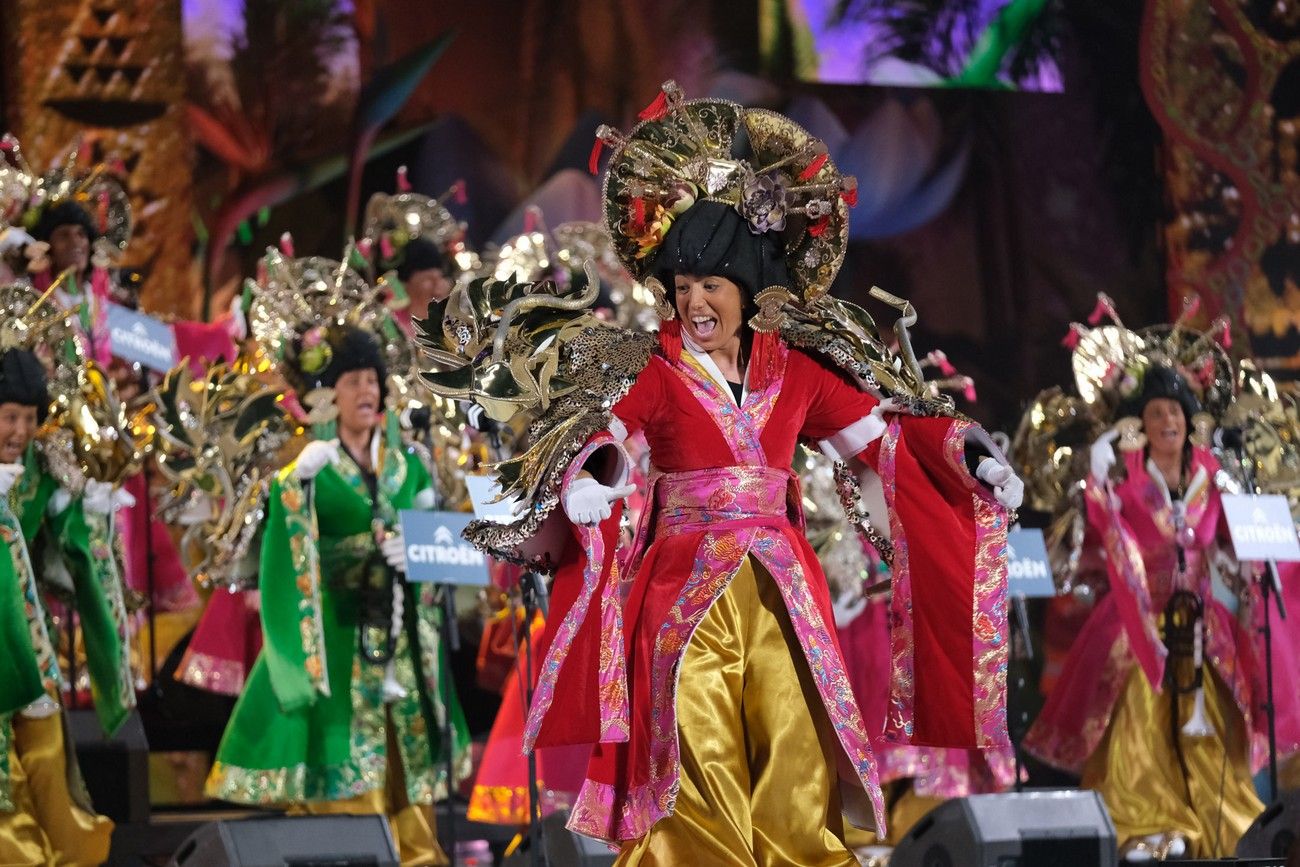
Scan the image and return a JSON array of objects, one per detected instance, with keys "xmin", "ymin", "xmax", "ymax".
[{"xmin": 599, "ymin": 81, "xmax": 857, "ymax": 307}]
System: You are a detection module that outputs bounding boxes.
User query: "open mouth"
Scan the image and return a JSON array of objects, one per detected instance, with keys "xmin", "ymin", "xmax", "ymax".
[{"xmin": 691, "ymin": 315, "xmax": 718, "ymax": 339}]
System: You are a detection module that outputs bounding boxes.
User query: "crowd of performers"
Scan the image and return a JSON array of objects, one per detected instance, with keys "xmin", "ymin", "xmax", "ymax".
[{"xmin": 0, "ymin": 84, "xmax": 1296, "ymax": 865}]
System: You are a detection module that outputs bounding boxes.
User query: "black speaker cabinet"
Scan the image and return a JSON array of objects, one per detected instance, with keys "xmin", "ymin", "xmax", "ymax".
[
  {"xmin": 67, "ymin": 707, "xmax": 150, "ymax": 824},
  {"xmin": 891, "ymin": 788, "xmax": 1118, "ymax": 867},
  {"xmin": 1238, "ymin": 790, "xmax": 1300, "ymax": 861},
  {"xmin": 168, "ymin": 814, "xmax": 399, "ymax": 866},
  {"xmin": 501, "ymin": 811, "xmax": 616, "ymax": 867}
]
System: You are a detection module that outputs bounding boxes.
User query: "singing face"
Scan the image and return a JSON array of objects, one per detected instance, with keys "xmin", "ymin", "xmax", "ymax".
[
  {"xmin": 334, "ymin": 368, "xmax": 382, "ymax": 434},
  {"xmin": 48, "ymin": 223, "xmax": 90, "ymax": 276},
  {"xmin": 1141, "ymin": 397, "xmax": 1187, "ymax": 458},
  {"xmin": 0, "ymin": 402, "xmax": 38, "ymax": 464},
  {"xmin": 674, "ymin": 274, "xmax": 745, "ymax": 352}
]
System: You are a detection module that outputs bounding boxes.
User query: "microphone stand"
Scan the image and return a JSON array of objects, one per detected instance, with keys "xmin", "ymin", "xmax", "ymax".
[
  {"xmin": 440, "ymin": 582, "xmax": 460, "ymax": 864},
  {"xmin": 476, "ymin": 409, "xmax": 548, "ymax": 865},
  {"xmin": 1009, "ymin": 591, "xmax": 1032, "ymax": 792},
  {"xmin": 1226, "ymin": 434, "xmax": 1285, "ymax": 799},
  {"xmin": 517, "ymin": 570, "xmax": 550, "ymax": 867}
]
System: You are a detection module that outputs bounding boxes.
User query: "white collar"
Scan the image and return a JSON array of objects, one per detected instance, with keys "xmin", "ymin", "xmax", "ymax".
[{"xmin": 682, "ymin": 332, "xmax": 747, "ymax": 406}]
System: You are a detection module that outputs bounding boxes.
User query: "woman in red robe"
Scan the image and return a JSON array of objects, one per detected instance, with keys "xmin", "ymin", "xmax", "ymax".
[{"xmin": 426, "ymin": 86, "xmax": 1022, "ymax": 864}]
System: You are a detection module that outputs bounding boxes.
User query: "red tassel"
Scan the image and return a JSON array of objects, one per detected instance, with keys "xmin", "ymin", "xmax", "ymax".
[
  {"xmin": 638, "ymin": 89, "xmax": 670, "ymax": 122},
  {"xmin": 1086, "ymin": 296, "xmax": 1110, "ymax": 326},
  {"xmin": 808, "ymin": 216, "xmax": 830, "ymax": 237},
  {"xmin": 962, "ymin": 378, "xmax": 978, "ymax": 403},
  {"xmin": 524, "ymin": 206, "xmax": 540, "ymax": 234},
  {"xmin": 96, "ymin": 191, "xmax": 109, "ymax": 233},
  {"xmin": 396, "ymin": 166, "xmax": 412, "ymax": 192},
  {"xmin": 658, "ymin": 319, "xmax": 682, "ymax": 363},
  {"xmin": 799, "ymin": 153, "xmax": 829, "ymax": 181},
  {"xmin": 930, "ymin": 350, "xmax": 956, "ymax": 376},
  {"xmin": 841, "ymin": 187, "xmax": 858, "ymax": 207},
  {"xmin": 453, "ymin": 180, "xmax": 467, "ymax": 205},
  {"xmin": 1061, "ymin": 324, "xmax": 1082, "ymax": 349},
  {"xmin": 588, "ymin": 137, "xmax": 604, "ymax": 175},
  {"xmin": 630, "ymin": 197, "xmax": 646, "ymax": 230},
  {"xmin": 1219, "ymin": 319, "xmax": 1232, "ymax": 349},
  {"xmin": 279, "ymin": 232, "xmax": 295, "ymax": 256}
]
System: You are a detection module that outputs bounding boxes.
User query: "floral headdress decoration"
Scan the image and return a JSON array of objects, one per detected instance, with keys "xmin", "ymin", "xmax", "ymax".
[
  {"xmin": 1062, "ymin": 292, "xmax": 1234, "ymax": 443},
  {"xmin": 247, "ymin": 236, "xmax": 420, "ymax": 432},
  {"xmin": 595, "ymin": 80, "xmax": 857, "ymax": 331},
  {"xmin": 361, "ymin": 168, "xmax": 480, "ymax": 284}
]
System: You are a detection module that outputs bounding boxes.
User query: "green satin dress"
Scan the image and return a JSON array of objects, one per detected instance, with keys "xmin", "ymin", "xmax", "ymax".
[{"xmin": 206, "ymin": 440, "xmax": 469, "ymax": 807}]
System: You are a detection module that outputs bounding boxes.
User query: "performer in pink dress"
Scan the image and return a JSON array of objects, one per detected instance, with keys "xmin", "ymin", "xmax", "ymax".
[{"xmin": 1023, "ymin": 303, "xmax": 1265, "ymax": 861}]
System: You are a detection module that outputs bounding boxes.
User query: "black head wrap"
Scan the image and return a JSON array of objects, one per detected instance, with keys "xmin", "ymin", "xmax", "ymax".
[
  {"xmin": 651, "ymin": 200, "xmax": 789, "ymax": 313},
  {"xmin": 0, "ymin": 350, "xmax": 50, "ymax": 423},
  {"xmin": 397, "ymin": 237, "xmax": 447, "ymax": 281},
  {"xmin": 288, "ymin": 325, "xmax": 389, "ymax": 405},
  {"xmin": 32, "ymin": 200, "xmax": 98, "ymax": 244},
  {"xmin": 1120, "ymin": 364, "xmax": 1201, "ymax": 423}
]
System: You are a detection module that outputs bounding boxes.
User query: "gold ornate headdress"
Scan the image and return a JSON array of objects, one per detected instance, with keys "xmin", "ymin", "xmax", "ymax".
[
  {"xmin": 488, "ymin": 213, "xmax": 658, "ymax": 332},
  {"xmin": 0, "ymin": 279, "xmax": 146, "ymax": 485},
  {"xmin": 148, "ymin": 358, "xmax": 297, "ymax": 589},
  {"xmin": 597, "ymin": 80, "xmax": 857, "ymax": 321},
  {"xmin": 0, "ymin": 134, "xmax": 132, "ymax": 261},
  {"xmin": 361, "ymin": 169, "xmax": 481, "ymax": 279},
  {"xmin": 248, "ymin": 243, "xmax": 422, "ymax": 424}
]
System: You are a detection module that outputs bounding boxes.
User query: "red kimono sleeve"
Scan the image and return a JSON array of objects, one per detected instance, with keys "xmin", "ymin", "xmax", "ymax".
[{"xmin": 802, "ymin": 355, "xmax": 1011, "ymax": 749}]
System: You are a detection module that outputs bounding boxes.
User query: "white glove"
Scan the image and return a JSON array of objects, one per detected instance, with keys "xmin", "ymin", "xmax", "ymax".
[
  {"xmin": 82, "ymin": 480, "xmax": 120, "ymax": 515},
  {"xmin": 294, "ymin": 440, "xmax": 341, "ymax": 481},
  {"xmin": 0, "ymin": 226, "xmax": 35, "ymax": 255},
  {"xmin": 1090, "ymin": 428, "xmax": 1120, "ymax": 483},
  {"xmin": 111, "ymin": 487, "xmax": 136, "ymax": 510},
  {"xmin": 563, "ymin": 477, "xmax": 638, "ymax": 526},
  {"xmin": 380, "ymin": 532, "xmax": 407, "ymax": 572},
  {"xmin": 0, "ymin": 463, "xmax": 23, "ymax": 496},
  {"xmin": 976, "ymin": 458, "xmax": 1024, "ymax": 511},
  {"xmin": 832, "ymin": 591, "xmax": 868, "ymax": 628}
]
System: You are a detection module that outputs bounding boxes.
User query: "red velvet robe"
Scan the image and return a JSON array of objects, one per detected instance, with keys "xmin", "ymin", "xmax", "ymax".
[{"xmin": 521, "ymin": 339, "xmax": 1010, "ymax": 843}]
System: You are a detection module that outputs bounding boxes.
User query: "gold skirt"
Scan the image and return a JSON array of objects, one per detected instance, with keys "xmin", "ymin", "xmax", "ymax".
[
  {"xmin": 616, "ymin": 558, "xmax": 858, "ymax": 867},
  {"xmin": 1082, "ymin": 663, "xmax": 1263, "ymax": 857},
  {"xmin": 0, "ymin": 712, "xmax": 113, "ymax": 866}
]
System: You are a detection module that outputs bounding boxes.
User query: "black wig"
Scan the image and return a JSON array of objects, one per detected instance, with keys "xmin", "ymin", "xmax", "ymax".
[
  {"xmin": 32, "ymin": 200, "xmax": 98, "ymax": 244},
  {"xmin": 1120, "ymin": 364, "xmax": 1201, "ymax": 423},
  {"xmin": 0, "ymin": 350, "xmax": 50, "ymax": 423}
]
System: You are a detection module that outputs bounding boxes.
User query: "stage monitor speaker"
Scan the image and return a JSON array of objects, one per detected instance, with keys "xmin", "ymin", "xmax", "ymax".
[
  {"xmin": 168, "ymin": 814, "xmax": 398, "ymax": 866},
  {"xmin": 68, "ymin": 708, "xmax": 149, "ymax": 824},
  {"xmin": 890, "ymin": 788, "xmax": 1118, "ymax": 867},
  {"xmin": 501, "ymin": 811, "xmax": 615, "ymax": 866},
  {"xmin": 1238, "ymin": 790, "xmax": 1300, "ymax": 861}
]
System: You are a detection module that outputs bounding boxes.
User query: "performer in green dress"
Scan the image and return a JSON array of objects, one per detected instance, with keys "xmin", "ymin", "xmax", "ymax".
[
  {"xmin": 0, "ymin": 333, "xmax": 135, "ymax": 865},
  {"xmin": 206, "ymin": 250, "xmax": 468, "ymax": 867}
]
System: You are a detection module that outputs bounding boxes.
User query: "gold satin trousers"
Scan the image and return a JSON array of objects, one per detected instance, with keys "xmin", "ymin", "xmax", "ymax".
[
  {"xmin": 616, "ymin": 558, "xmax": 858, "ymax": 866},
  {"xmin": 1082, "ymin": 664, "xmax": 1263, "ymax": 857},
  {"xmin": 0, "ymin": 712, "xmax": 113, "ymax": 866}
]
